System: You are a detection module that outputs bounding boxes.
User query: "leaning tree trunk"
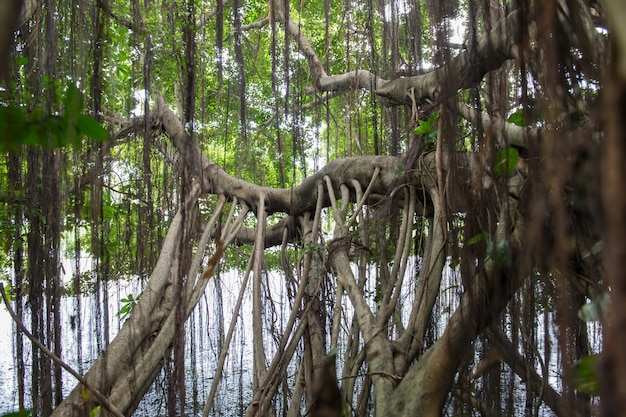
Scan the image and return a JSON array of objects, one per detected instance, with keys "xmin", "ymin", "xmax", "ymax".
[{"xmin": 51, "ymin": 187, "xmax": 229, "ymax": 416}]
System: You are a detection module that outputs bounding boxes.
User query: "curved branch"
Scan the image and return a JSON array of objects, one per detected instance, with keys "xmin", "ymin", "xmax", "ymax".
[
  {"xmin": 273, "ymin": 4, "xmax": 527, "ymax": 106},
  {"xmin": 319, "ymin": 70, "xmax": 388, "ymax": 95},
  {"xmin": 273, "ymin": 0, "xmax": 326, "ymax": 89},
  {"xmin": 375, "ymin": 10, "xmax": 527, "ymax": 105},
  {"xmin": 51, "ymin": 190, "xmax": 200, "ymax": 417},
  {"xmin": 388, "ymin": 189, "xmax": 523, "ymax": 416},
  {"xmin": 456, "ymin": 102, "xmax": 537, "ymax": 149},
  {"xmin": 155, "ymin": 93, "xmax": 408, "ymax": 213}
]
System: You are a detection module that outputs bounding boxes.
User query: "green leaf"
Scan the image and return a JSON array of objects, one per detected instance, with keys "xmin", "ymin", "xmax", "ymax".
[
  {"xmin": 414, "ymin": 110, "xmax": 440, "ymax": 135},
  {"xmin": 77, "ymin": 115, "xmax": 109, "ymax": 141},
  {"xmin": 493, "ymin": 147, "xmax": 519, "ymax": 177},
  {"xmin": 573, "ymin": 354, "xmax": 599, "ymax": 396},
  {"xmin": 116, "ymin": 292, "xmax": 141, "ymax": 320},
  {"xmin": 22, "ymin": 126, "xmax": 44, "ymax": 147},
  {"xmin": 44, "ymin": 115, "xmax": 71, "ymax": 148},
  {"xmin": 423, "ymin": 129, "xmax": 438, "ymax": 146},
  {"xmin": 591, "ymin": 240, "xmax": 603, "ymax": 256},
  {"xmin": 0, "ymin": 106, "xmax": 28, "ymax": 151},
  {"xmin": 0, "ymin": 105, "xmax": 27, "ymax": 124},
  {"xmin": 506, "ymin": 109, "xmax": 526, "ymax": 126},
  {"xmin": 467, "ymin": 231, "xmax": 489, "ymax": 246}
]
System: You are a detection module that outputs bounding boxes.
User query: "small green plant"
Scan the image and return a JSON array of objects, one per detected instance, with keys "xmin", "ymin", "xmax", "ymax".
[
  {"xmin": 414, "ymin": 110, "xmax": 440, "ymax": 150},
  {"xmin": 467, "ymin": 232, "xmax": 508, "ymax": 267},
  {"xmin": 116, "ymin": 292, "xmax": 142, "ymax": 321}
]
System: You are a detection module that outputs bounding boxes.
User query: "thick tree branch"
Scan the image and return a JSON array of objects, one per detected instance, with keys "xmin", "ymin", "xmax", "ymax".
[
  {"xmin": 456, "ymin": 102, "xmax": 537, "ymax": 148},
  {"xmin": 274, "ymin": 5, "xmax": 527, "ymax": 106},
  {"xmin": 155, "ymin": 92, "xmax": 406, "ymax": 214},
  {"xmin": 375, "ymin": 10, "xmax": 526, "ymax": 105},
  {"xmin": 272, "ymin": 0, "xmax": 327, "ymax": 89}
]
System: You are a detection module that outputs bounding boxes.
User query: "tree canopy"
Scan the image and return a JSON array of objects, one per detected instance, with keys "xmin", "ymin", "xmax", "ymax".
[{"xmin": 1, "ymin": 0, "xmax": 626, "ymax": 416}]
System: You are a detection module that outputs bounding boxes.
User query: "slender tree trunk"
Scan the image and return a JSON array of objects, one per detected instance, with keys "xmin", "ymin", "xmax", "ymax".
[
  {"xmin": 26, "ymin": 146, "xmax": 47, "ymax": 416},
  {"xmin": 8, "ymin": 151, "xmax": 26, "ymax": 412},
  {"xmin": 600, "ymin": 16, "xmax": 626, "ymax": 415}
]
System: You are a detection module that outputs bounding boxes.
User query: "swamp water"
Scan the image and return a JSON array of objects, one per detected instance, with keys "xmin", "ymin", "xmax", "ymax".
[{"xmin": 0, "ymin": 270, "xmax": 266, "ymax": 416}]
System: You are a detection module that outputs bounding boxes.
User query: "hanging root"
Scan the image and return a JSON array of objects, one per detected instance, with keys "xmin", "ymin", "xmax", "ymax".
[{"xmin": 202, "ymin": 235, "xmax": 226, "ymax": 279}]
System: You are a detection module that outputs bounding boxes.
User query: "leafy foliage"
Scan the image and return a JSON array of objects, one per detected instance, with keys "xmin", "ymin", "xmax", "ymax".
[
  {"xmin": 414, "ymin": 110, "xmax": 440, "ymax": 149},
  {"xmin": 0, "ymin": 86, "xmax": 108, "ymax": 151},
  {"xmin": 486, "ymin": 239, "xmax": 509, "ymax": 267}
]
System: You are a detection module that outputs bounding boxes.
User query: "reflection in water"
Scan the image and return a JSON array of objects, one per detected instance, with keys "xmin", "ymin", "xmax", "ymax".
[{"xmin": 0, "ymin": 270, "xmax": 258, "ymax": 416}]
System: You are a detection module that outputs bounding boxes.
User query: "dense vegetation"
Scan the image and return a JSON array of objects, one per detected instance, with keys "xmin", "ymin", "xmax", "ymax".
[{"xmin": 1, "ymin": 0, "xmax": 626, "ymax": 415}]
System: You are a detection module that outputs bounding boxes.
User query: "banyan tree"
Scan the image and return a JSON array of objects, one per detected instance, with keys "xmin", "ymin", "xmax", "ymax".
[{"xmin": 1, "ymin": 0, "xmax": 626, "ymax": 415}]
